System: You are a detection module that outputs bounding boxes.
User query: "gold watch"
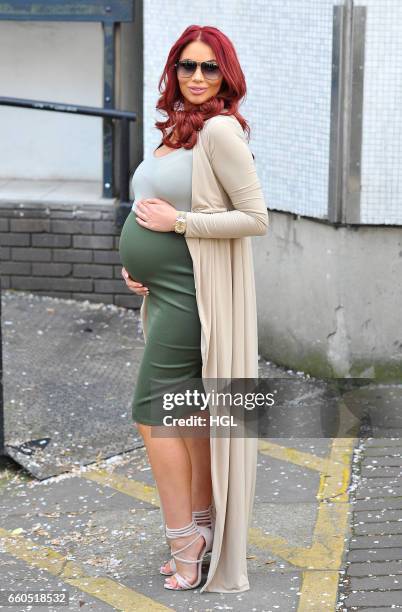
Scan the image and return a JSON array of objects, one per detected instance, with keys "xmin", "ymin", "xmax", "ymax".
[{"xmin": 174, "ymin": 211, "xmax": 187, "ymax": 234}]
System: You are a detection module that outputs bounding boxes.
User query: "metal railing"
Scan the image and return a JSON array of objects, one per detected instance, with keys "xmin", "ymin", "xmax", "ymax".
[
  {"xmin": 0, "ymin": 96, "xmax": 137, "ymax": 222},
  {"xmin": 0, "ymin": 96, "xmax": 137, "ymax": 455}
]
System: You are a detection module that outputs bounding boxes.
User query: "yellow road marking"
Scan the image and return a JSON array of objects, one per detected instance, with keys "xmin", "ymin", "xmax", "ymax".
[
  {"xmin": 297, "ymin": 571, "xmax": 340, "ymax": 612},
  {"xmin": 255, "ymin": 439, "xmax": 356, "ymax": 610},
  {"xmin": 258, "ymin": 440, "xmax": 328, "ymax": 473},
  {"xmin": 258, "ymin": 440, "xmax": 352, "ymax": 502},
  {"xmin": 249, "ymin": 496, "xmax": 348, "ymax": 570},
  {"xmin": 317, "ymin": 442, "xmax": 354, "ymax": 503},
  {"xmin": 83, "ymin": 469, "xmax": 160, "ymax": 507},
  {"xmin": 81, "ymin": 443, "xmax": 347, "ymax": 510},
  {"xmin": 0, "ymin": 528, "xmax": 171, "ymax": 611},
  {"xmin": 80, "ymin": 439, "xmax": 355, "ymax": 609}
]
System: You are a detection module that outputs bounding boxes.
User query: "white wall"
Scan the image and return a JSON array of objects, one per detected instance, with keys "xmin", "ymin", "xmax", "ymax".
[
  {"xmin": 354, "ymin": 0, "xmax": 402, "ymax": 224},
  {"xmin": 0, "ymin": 21, "xmax": 103, "ymax": 181},
  {"xmin": 143, "ymin": 0, "xmax": 343, "ymax": 220}
]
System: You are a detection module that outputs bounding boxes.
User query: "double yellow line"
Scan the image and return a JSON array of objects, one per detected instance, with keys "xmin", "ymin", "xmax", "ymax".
[
  {"xmin": 0, "ymin": 438, "xmax": 354, "ymax": 610},
  {"xmin": 252, "ymin": 439, "xmax": 356, "ymax": 611},
  {"xmin": 0, "ymin": 525, "xmax": 170, "ymax": 611}
]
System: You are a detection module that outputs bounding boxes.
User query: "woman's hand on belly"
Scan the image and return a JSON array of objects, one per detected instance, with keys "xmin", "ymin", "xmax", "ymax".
[
  {"xmin": 121, "ymin": 267, "xmax": 149, "ymax": 296},
  {"xmin": 134, "ymin": 198, "xmax": 177, "ymax": 232}
]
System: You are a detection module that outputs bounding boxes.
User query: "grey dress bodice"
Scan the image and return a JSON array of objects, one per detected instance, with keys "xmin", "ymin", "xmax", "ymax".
[{"xmin": 131, "ymin": 146, "xmax": 193, "ymax": 213}]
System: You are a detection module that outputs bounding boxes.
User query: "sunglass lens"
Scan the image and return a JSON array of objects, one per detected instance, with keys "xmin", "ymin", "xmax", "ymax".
[
  {"xmin": 177, "ymin": 61, "xmax": 197, "ymax": 77},
  {"xmin": 203, "ymin": 63, "xmax": 220, "ymax": 79}
]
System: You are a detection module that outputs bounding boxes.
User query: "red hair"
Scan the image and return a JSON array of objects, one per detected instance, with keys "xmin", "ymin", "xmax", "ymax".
[{"xmin": 154, "ymin": 25, "xmax": 250, "ymax": 150}]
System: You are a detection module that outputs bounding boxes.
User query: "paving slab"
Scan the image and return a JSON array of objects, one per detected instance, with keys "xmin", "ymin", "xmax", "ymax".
[
  {"xmin": 337, "ymin": 438, "xmax": 402, "ymax": 609},
  {"xmin": 343, "ymin": 589, "xmax": 402, "ymax": 607}
]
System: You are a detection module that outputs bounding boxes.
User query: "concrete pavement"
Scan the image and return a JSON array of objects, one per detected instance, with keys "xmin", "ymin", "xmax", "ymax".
[{"xmin": 1, "ymin": 290, "xmax": 400, "ymax": 611}]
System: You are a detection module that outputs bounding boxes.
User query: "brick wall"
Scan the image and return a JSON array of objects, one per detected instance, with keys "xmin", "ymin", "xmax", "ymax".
[{"xmin": 0, "ymin": 201, "xmax": 141, "ymax": 309}]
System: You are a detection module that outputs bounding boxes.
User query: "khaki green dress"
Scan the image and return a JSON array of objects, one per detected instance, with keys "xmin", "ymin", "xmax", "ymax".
[{"xmin": 118, "ymin": 144, "xmax": 205, "ymax": 425}]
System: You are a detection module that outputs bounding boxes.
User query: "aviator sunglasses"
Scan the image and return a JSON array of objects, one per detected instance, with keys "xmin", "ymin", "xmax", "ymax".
[{"xmin": 174, "ymin": 59, "xmax": 222, "ymax": 81}]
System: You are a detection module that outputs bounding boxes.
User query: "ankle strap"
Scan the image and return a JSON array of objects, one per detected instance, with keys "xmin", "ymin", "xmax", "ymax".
[
  {"xmin": 165, "ymin": 518, "xmax": 198, "ymax": 539},
  {"xmin": 165, "ymin": 519, "xmax": 203, "ymax": 559},
  {"xmin": 193, "ymin": 505, "xmax": 212, "ymax": 518}
]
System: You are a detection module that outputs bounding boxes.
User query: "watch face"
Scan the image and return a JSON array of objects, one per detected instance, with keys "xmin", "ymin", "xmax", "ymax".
[{"xmin": 175, "ymin": 220, "xmax": 186, "ymax": 233}]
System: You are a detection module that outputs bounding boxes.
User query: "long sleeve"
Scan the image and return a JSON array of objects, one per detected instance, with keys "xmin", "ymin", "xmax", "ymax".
[{"xmin": 184, "ymin": 118, "xmax": 269, "ymax": 239}]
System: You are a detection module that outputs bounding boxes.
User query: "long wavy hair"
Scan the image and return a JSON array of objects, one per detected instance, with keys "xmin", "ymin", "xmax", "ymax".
[{"xmin": 154, "ymin": 25, "xmax": 250, "ymax": 150}]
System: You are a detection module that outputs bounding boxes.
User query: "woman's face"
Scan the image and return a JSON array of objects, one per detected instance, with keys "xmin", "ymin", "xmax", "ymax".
[{"xmin": 177, "ymin": 40, "xmax": 223, "ymax": 109}]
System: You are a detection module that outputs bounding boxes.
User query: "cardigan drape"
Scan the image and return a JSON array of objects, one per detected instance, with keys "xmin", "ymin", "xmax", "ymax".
[{"xmin": 140, "ymin": 113, "xmax": 269, "ymax": 593}]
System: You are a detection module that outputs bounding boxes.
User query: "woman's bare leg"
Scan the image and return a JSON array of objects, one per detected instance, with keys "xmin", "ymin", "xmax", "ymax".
[
  {"xmin": 137, "ymin": 423, "xmax": 192, "ymax": 526},
  {"xmin": 136, "ymin": 422, "xmax": 211, "ymax": 587},
  {"xmin": 182, "ymin": 417, "xmax": 212, "ymax": 512}
]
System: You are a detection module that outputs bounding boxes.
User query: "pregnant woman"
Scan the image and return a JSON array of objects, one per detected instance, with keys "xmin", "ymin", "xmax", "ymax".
[{"xmin": 119, "ymin": 24, "xmax": 268, "ymax": 593}]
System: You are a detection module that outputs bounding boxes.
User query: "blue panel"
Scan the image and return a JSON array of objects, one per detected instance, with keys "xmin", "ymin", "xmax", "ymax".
[
  {"xmin": 0, "ymin": 1, "xmax": 134, "ymax": 22},
  {"xmin": 103, "ymin": 21, "xmax": 115, "ymax": 198}
]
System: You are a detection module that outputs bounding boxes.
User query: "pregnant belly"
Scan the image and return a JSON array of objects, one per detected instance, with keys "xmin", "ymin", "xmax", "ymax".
[{"xmin": 118, "ymin": 211, "xmax": 193, "ymax": 285}]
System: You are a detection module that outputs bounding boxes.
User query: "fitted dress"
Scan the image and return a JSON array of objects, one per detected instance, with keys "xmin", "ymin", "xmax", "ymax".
[{"xmin": 118, "ymin": 144, "xmax": 206, "ymax": 425}]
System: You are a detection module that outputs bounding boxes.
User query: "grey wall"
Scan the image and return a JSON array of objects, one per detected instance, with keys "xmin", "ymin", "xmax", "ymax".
[{"xmin": 254, "ymin": 213, "xmax": 402, "ymax": 381}]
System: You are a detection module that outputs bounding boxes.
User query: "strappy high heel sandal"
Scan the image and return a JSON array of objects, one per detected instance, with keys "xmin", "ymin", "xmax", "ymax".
[
  {"xmin": 160, "ymin": 504, "xmax": 215, "ymax": 576},
  {"xmin": 163, "ymin": 518, "xmax": 213, "ymax": 591}
]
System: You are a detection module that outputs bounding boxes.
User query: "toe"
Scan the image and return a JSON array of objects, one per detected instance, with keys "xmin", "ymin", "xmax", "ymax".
[{"xmin": 165, "ymin": 575, "xmax": 178, "ymax": 588}]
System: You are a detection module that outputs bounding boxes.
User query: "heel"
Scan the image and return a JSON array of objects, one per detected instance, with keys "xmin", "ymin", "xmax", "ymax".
[
  {"xmin": 160, "ymin": 504, "xmax": 214, "ymax": 575},
  {"xmin": 163, "ymin": 519, "xmax": 211, "ymax": 591},
  {"xmin": 194, "ymin": 504, "xmax": 215, "ymax": 554}
]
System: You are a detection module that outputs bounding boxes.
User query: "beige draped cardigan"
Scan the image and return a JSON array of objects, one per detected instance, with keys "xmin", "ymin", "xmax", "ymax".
[{"xmin": 140, "ymin": 113, "xmax": 269, "ymax": 592}]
